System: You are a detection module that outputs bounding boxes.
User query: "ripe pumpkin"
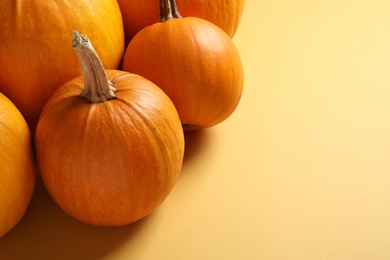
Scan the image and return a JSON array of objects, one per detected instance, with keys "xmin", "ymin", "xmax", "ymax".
[
  {"xmin": 35, "ymin": 31, "xmax": 184, "ymax": 226},
  {"xmin": 117, "ymin": 0, "xmax": 245, "ymax": 44},
  {"xmin": 0, "ymin": 0, "xmax": 124, "ymax": 135},
  {"xmin": 0, "ymin": 93, "xmax": 35, "ymax": 238},
  {"xmin": 122, "ymin": 0, "xmax": 244, "ymax": 130}
]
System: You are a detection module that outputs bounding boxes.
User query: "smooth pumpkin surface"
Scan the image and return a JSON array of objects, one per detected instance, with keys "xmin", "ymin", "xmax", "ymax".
[
  {"xmin": 0, "ymin": 0, "xmax": 124, "ymax": 134},
  {"xmin": 117, "ymin": 0, "xmax": 245, "ymax": 44},
  {"xmin": 0, "ymin": 93, "xmax": 35, "ymax": 238},
  {"xmin": 122, "ymin": 16, "xmax": 244, "ymax": 130},
  {"xmin": 35, "ymin": 69, "xmax": 185, "ymax": 226}
]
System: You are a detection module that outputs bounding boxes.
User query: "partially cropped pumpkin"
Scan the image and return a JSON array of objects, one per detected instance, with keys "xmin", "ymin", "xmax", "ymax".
[
  {"xmin": 122, "ymin": 0, "xmax": 244, "ymax": 130},
  {"xmin": 0, "ymin": 0, "xmax": 124, "ymax": 135},
  {"xmin": 117, "ymin": 0, "xmax": 245, "ymax": 44},
  {"xmin": 35, "ymin": 31, "xmax": 184, "ymax": 226},
  {"xmin": 0, "ymin": 93, "xmax": 35, "ymax": 238}
]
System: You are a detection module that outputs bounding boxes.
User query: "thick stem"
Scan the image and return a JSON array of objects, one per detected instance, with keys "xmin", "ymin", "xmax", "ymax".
[
  {"xmin": 159, "ymin": 0, "xmax": 181, "ymax": 22},
  {"xmin": 72, "ymin": 30, "xmax": 117, "ymax": 103}
]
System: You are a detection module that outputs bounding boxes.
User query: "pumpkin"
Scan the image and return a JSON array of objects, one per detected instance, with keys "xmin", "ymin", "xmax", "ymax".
[
  {"xmin": 117, "ymin": 0, "xmax": 245, "ymax": 44},
  {"xmin": 0, "ymin": 0, "xmax": 124, "ymax": 135},
  {"xmin": 122, "ymin": 0, "xmax": 244, "ymax": 130},
  {"xmin": 0, "ymin": 93, "xmax": 35, "ymax": 238},
  {"xmin": 34, "ymin": 31, "xmax": 184, "ymax": 226}
]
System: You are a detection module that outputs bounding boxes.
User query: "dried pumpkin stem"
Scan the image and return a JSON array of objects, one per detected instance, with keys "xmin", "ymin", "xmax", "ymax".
[
  {"xmin": 159, "ymin": 0, "xmax": 181, "ymax": 22},
  {"xmin": 72, "ymin": 30, "xmax": 116, "ymax": 103}
]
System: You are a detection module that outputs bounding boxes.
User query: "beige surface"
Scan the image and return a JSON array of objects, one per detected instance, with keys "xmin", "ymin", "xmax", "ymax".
[{"xmin": 2, "ymin": 0, "xmax": 390, "ymax": 259}]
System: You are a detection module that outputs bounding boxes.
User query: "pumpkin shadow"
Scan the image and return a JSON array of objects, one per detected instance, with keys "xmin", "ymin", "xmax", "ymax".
[
  {"xmin": 0, "ymin": 131, "xmax": 212, "ymax": 259},
  {"xmin": 0, "ymin": 176, "xmax": 151, "ymax": 260},
  {"xmin": 183, "ymin": 129, "xmax": 211, "ymax": 163}
]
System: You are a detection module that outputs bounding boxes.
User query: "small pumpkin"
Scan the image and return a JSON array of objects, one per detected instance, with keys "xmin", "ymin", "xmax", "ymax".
[
  {"xmin": 122, "ymin": 0, "xmax": 244, "ymax": 130},
  {"xmin": 35, "ymin": 31, "xmax": 184, "ymax": 226},
  {"xmin": 117, "ymin": 0, "xmax": 245, "ymax": 44},
  {"xmin": 0, "ymin": 93, "xmax": 35, "ymax": 238},
  {"xmin": 0, "ymin": 0, "xmax": 124, "ymax": 135}
]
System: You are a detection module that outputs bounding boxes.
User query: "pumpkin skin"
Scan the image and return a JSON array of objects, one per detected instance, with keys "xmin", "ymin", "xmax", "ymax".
[
  {"xmin": 35, "ymin": 70, "xmax": 185, "ymax": 226},
  {"xmin": 122, "ymin": 17, "xmax": 244, "ymax": 130},
  {"xmin": 0, "ymin": 93, "xmax": 35, "ymax": 238},
  {"xmin": 117, "ymin": 0, "xmax": 245, "ymax": 44},
  {"xmin": 0, "ymin": 0, "xmax": 124, "ymax": 135}
]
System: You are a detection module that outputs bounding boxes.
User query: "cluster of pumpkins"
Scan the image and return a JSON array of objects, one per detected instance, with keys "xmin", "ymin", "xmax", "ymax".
[{"xmin": 0, "ymin": 0, "xmax": 245, "ymax": 238}]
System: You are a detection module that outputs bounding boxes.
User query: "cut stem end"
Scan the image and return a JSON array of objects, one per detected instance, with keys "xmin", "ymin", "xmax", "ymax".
[{"xmin": 72, "ymin": 30, "xmax": 117, "ymax": 103}]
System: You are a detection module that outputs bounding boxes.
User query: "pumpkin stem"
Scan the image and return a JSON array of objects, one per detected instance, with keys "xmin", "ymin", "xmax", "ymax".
[
  {"xmin": 72, "ymin": 30, "xmax": 117, "ymax": 103},
  {"xmin": 159, "ymin": 0, "xmax": 181, "ymax": 22}
]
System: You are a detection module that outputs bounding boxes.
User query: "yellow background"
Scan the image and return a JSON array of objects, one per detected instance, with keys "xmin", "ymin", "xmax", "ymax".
[{"xmin": 1, "ymin": 0, "xmax": 390, "ymax": 259}]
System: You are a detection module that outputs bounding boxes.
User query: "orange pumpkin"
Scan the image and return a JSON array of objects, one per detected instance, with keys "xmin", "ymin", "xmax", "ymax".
[
  {"xmin": 117, "ymin": 0, "xmax": 245, "ymax": 44},
  {"xmin": 35, "ymin": 31, "xmax": 184, "ymax": 226},
  {"xmin": 122, "ymin": 0, "xmax": 244, "ymax": 130},
  {"xmin": 0, "ymin": 0, "xmax": 124, "ymax": 135},
  {"xmin": 0, "ymin": 93, "xmax": 35, "ymax": 238}
]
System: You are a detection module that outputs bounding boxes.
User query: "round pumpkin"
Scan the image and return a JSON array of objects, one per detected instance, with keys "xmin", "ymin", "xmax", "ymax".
[
  {"xmin": 35, "ymin": 31, "xmax": 184, "ymax": 226},
  {"xmin": 122, "ymin": 0, "xmax": 244, "ymax": 130},
  {"xmin": 117, "ymin": 0, "xmax": 245, "ymax": 44},
  {"xmin": 0, "ymin": 93, "xmax": 36, "ymax": 238},
  {"xmin": 0, "ymin": 0, "xmax": 124, "ymax": 135}
]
